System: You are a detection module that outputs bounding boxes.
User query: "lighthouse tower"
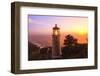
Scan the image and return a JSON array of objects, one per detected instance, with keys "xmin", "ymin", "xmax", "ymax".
[{"xmin": 52, "ymin": 24, "xmax": 61, "ymax": 58}]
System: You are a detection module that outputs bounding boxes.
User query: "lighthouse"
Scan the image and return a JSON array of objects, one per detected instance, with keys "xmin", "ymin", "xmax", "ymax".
[{"xmin": 52, "ymin": 24, "xmax": 61, "ymax": 58}]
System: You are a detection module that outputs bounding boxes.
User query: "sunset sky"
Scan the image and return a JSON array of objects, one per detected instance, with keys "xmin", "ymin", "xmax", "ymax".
[{"xmin": 28, "ymin": 15, "xmax": 88, "ymax": 47}]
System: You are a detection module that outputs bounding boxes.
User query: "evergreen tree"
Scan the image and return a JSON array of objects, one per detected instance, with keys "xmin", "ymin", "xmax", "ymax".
[{"xmin": 64, "ymin": 34, "xmax": 78, "ymax": 47}]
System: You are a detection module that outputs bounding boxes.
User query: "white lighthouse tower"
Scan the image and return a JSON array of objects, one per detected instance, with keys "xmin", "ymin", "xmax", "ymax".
[{"xmin": 52, "ymin": 24, "xmax": 61, "ymax": 58}]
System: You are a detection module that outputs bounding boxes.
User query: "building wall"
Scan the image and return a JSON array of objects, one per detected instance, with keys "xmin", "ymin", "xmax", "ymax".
[{"xmin": 52, "ymin": 35, "xmax": 61, "ymax": 58}]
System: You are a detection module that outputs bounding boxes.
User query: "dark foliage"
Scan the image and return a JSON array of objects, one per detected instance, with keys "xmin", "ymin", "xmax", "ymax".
[
  {"xmin": 62, "ymin": 34, "xmax": 88, "ymax": 59},
  {"xmin": 28, "ymin": 42, "xmax": 40, "ymax": 60},
  {"xmin": 64, "ymin": 34, "xmax": 78, "ymax": 47}
]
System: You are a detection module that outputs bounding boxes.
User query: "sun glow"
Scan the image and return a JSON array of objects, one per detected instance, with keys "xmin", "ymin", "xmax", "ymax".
[{"xmin": 72, "ymin": 25, "xmax": 87, "ymax": 35}]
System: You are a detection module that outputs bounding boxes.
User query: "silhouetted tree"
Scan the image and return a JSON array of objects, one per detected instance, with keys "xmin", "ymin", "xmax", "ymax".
[
  {"xmin": 62, "ymin": 34, "xmax": 88, "ymax": 59},
  {"xmin": 64, "ymin": 34, "xmax": 78, "ymax": 47}
]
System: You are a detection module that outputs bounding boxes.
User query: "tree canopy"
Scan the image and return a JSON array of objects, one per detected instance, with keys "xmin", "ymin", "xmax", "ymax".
[{"xmin": 64, "ymin": 34, "xmax": 78, "ymax": 47}]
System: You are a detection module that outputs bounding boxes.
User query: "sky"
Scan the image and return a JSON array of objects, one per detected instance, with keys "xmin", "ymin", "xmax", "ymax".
[{"xmin": 28, "ymin": 15, "xmax": 88, "ymax": 47}]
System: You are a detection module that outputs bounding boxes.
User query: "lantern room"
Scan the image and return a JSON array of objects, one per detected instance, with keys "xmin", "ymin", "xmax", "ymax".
[{"xmin": 53, "ymin": 24, "xmax": 60, "ymax": 36}]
